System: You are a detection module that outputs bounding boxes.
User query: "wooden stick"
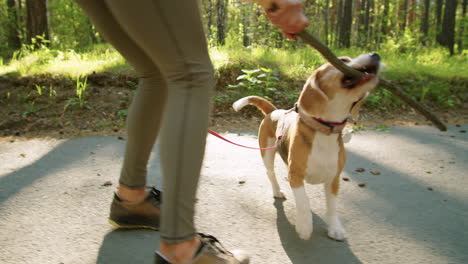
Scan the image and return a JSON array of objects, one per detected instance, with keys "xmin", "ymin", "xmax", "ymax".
[{"xmin": 297, "ymin": 31, "xmax": 447, "ymax": 132}]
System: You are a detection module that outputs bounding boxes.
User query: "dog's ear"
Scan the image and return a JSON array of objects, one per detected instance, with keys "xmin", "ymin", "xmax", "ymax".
[
  {"xmin": 298, "ymin": 71, "xmax": 329, "ymax": 117},
  {"xmin": 350, "ymin": 92, "xmax": 369, "ymax": 120}
]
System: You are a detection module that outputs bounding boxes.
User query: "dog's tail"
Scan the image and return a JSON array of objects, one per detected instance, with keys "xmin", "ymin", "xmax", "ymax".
[{"xmin": 232, "ymin": 96, "xmax": 277, "ymax": 116}]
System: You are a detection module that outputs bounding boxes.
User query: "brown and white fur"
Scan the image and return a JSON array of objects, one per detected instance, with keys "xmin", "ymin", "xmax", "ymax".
[{"xmin": 233, "ymin": 53, "xmax": 382, "ymax": 240}]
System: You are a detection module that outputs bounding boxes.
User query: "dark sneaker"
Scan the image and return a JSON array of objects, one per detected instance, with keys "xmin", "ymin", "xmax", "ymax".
[
  {"xmin": 108, "ymin": 187, "xmax": 161, "ymax": 230},
  {"xmin": 155, "ymin": 233, "xmax": 249, "ymax": 264}
]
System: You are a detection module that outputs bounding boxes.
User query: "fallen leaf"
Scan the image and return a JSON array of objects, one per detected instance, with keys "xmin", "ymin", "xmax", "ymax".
[
  {"xmin": 427, "ymin": 187, "xmax": 433, "ymax": 191},
  {"xmin": 102, "ymin": 181, "xmax": 113, "ymax": 186},
  {"xmin": 358, "ymin": 182, "xmax": 366, "ymax": 187},
  {"xmin": 118, "ymin": 136, "xmax": 125, "ymax": 141},
  {"xmin": 460, "ymin": 130, "xmax": 466, "ymax": 133},
  {"xmin": 342, "ymin": 177, "xmax": 350, "ymax": 181},
  {"xmin": 355, "ymin": 168, "xmax": 365, "ymax": 172},
  {"xmin": 19, "ymin": 153, "xmax": 26, "ymax": 158},
  {"xmin": 370, "ymin": 170, "xmax": 381, "ymax": 175},
  {"xmin": 426, "ymin": 171, "xmax": 432, "ymax": 174},
  {"xmin": 238, "ymin": 180, "xmax": 246, "ymax": 184}
]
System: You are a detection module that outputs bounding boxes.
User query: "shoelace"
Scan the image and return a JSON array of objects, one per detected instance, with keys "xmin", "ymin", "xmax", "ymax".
[
  {"xmin": 198, "ymin": 233, "xmax": 233, "ymax": 257},
  {"xmin": 148, "ymin": 187, "xmax": 162, "ymax": 202}
]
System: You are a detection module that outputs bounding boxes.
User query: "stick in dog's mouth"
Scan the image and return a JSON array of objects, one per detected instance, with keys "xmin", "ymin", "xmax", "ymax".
[{"xmin": 342, "ymin": 53, "xmax": 381, "ymax": 89}]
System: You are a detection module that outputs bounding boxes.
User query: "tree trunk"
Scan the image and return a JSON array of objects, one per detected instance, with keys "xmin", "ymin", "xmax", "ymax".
[
  {"xmin": 406, "ymin": 0, "xmax": 416, "ymax": 27},
  {"xmin": 339, "ymin": 0, "xmax": 353, "ymax": 47},
  {"xmin": 436, "ymin": 0, "xmax": 444, "ymax": 33},
  {"xmin": 439, "ymin": 0, "xmax": 458, "ymax": 55},
  {"xmin": 367, "ymin": 0, "xmax": 375, "ymax": 45},
  {"xmin": 7, "ymin": 0, "xmax": 21, "ymax": 50},
  {"xmin": 26, "ymin": 0, "xmax": 50, "ymax": 47},
  {"xmin": 207, "ymin": 0, "xmax": 213, "ymax": 40},
  {"xmin": 458, "ymin": 0, "xmax": 467, "ymax": 53},
  {"xmin": 335, "ymin": 0, "xmax": 343, "ymax": 46},
  {"xmin": 380, "ymin": 0, "xmax": 390, "ymax": 35},
  {"xmin": 398, "ymin": 0, "xmax": 408, "ymax": 32},
  {"xmin": 330, "ymin": 0, "xmax": 338, "ymax": 45},
  {"xmin": 216, "ymin": 0, "xmax": 228, "ymax": 45},
  {"xmin": 359, "ymin": 0, "xmax": 369, "ymax": 44},
  {"xmin": 421, "ymin": 0, "xmax": 430, "ymax": 45},
  {"xmin": 241, "ymin": 2, "xmax": 251, "ymax": 47},
  {"xmin": 323, "ymin": 0, "xmax": 330, "ymax": 45},
  {"xmin": 436, "ymin": 0, "xmax": 445, "ymax": 45}
]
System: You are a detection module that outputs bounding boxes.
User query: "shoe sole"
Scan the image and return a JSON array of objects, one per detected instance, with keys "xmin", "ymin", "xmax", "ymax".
[{"xmin": 108, "ymin": 219, "xmax": 160, "ymax": 231}]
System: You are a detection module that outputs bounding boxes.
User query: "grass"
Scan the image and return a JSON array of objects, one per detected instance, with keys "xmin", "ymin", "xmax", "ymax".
[
  {"xmin": 0, "ymin": 44, "xmax": 127, "ymax": 77},
  {"xmin": 0, "ymin": 42, "xmax": 466, "ymax": 110}
]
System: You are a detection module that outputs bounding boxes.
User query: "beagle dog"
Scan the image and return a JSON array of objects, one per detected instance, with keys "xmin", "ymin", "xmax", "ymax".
[{"xmin": 233, "ymin": 53, "xmax": 382, "ymax": 240}]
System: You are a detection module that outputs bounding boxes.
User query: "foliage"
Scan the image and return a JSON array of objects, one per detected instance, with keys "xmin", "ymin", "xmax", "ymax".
[
  {"xmin": 0, "ymin": 42, "xmax": 466, "ymax": 112},
  {"xmin": 64, "ymin": 76, "xmax": 89, "ymax": 111},
  {"xmin": 48, "ymin": 0, "xmax": 100, "ymax": 49},
  {"xmin": 228, "ymin": 68, "xmax": 279, "ymax": 96}
]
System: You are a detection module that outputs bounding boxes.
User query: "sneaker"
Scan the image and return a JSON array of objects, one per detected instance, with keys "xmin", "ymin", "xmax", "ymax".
[
  {"xmin": 155, "ymin": 233, "xmax": 250, "ymax": 264},
  {"xmin": 108, "ymin": 187, "xmax": 161, "ymax": 230}
]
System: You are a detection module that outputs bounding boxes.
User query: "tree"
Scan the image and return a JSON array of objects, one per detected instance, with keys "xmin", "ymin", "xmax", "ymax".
[
  {"xmin": 7, "ymin": 0, "xmax": 20, "ymax": 50},
  {"xmin": 439, "ymin": 0, "xmax": 458, "ymax": 55},
  {"xmin": 26, "ymin": 0, "xmax": 49, "ymax": 47},
  {"xmin": 435, "ymin": 0, "xmax": 445, "ymax": 36},
  {"xmin": 406, "ymin": 0, "xmax": 416, "ymax": 27},
  {"xmin": 323, "ymin": 0, "xmax": 331, "ymax": 45},
  {"xmin": 397, "ymin": 0, "xmax": 409, "ymax": 32},
  {"xmin": 216, "ymin": 0, "xmax": 228, "ymax": 45},
  {"xmin": 381, "ymin": 0, "xmax": 390, "ymax": 35},
  {"xmin": 339, "ymin": 0, "xmax": 353, "ymax": 47},
  {"xmin": 421, "ymin": 0, "xmax": 430, "ymax": 45},
  {"xmin": 458, "ymin": 0, "xmax": 467, "ymax": 53}
]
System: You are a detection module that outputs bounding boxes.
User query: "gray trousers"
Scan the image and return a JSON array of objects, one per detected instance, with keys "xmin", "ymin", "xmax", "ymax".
[{"xmin": 76, "ymin": 0, "xmax": 214, "ymax": 243}]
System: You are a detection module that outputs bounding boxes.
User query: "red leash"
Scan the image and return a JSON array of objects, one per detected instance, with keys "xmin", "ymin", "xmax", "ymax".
[{"xmin": 208, "ymin": 129, "xmax": 278, "ymax": 150}]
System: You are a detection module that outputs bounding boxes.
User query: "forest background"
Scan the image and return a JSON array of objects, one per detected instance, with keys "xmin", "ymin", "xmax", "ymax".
[{"xmin": 0, "ymin": 0, "xmax": 466, "ymax": 137}]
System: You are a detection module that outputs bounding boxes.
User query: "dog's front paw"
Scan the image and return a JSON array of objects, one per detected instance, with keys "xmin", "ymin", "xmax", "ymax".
[
  {"xmin": 295, "ymin": 211, "xmax": 313, "ymax": 240},
  {"xmin": 273, "ymin": 190, "xmax": 286, "ymax": 199},
  {"xmin": 327, "ymin": 220, "xmax": 346, "ymax": 241}
]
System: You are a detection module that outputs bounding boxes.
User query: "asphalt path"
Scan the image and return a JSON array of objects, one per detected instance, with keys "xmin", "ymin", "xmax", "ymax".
[{"xmin": 1, "ymin": 125, "xmax": 467, "ymax": 264}]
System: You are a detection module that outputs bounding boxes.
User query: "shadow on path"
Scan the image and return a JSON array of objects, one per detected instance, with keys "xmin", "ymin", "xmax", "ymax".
[
  {"xmin": 274, "ymin": 200, "xmax": 363, "ymax": 264},
  {"xmin": 97, "ymin": 229, "xmax": 160, "ymax": 264}
]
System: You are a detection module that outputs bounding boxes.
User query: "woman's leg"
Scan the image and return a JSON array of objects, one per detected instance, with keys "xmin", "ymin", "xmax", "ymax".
[
  {"xmin": 75, "ymin": 0, "xmax": 168, "ymax": 194},
  {"xmin": 102, "ymin": 0, "xmax": 214, "ymax": 243}
]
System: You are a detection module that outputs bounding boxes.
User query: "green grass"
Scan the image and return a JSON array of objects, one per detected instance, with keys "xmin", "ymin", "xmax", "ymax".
[
  {"xmin": 0, "ymin": 44, "xmax": 127, "ymax": 77},
  {"xmin": 1, "ymin": 43, "xmax": 466, "ymax": 109}
]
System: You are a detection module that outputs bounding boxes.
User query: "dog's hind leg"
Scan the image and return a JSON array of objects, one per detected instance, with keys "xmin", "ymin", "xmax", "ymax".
[{"xmin": 260, "ymin": 137, "xmax": 285, "ymax": 199}]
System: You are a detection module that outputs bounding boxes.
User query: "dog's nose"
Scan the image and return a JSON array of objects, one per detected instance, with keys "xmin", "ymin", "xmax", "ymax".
[{"xmin": 369, "ymin": 53, "xmax": 380, "ymax": 61}]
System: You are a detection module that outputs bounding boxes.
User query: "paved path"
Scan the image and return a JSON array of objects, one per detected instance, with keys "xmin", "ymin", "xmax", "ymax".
[{"xmin": 1, "ymin": 125, "xmax": 467, "ymax": 264}]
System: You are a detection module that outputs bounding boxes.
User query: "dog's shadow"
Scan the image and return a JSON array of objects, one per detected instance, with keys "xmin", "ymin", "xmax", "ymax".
[{"xmin": 274, "ymin": 200, "xmax": 363, "ymax": 264}]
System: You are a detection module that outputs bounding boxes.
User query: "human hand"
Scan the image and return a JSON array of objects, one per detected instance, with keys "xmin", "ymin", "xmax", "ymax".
[{"xmin": 264, "ymin": 0, "xmax": 309, "ymax": 40}]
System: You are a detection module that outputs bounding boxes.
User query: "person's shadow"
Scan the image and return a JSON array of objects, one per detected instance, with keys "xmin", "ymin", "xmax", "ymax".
[
  {"xmin": 274, "ymin": 200, "xmax": 363, "ymax": 264},
  {"xmin": 96, "ymin": 229, "xmax": 160, "ymax": 264}
]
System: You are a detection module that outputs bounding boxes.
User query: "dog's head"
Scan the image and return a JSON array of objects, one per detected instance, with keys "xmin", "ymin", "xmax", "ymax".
[{"xmin": 298, "ymin": 53, "xmax": 382, "ymax": 121}]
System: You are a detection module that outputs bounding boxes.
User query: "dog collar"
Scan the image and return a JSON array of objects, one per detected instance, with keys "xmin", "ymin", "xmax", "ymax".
[{"xmin": 295, "ymin": 104, "xmax": 347, "ymax": 135}]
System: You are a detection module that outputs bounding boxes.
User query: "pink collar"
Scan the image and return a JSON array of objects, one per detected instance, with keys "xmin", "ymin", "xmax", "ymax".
[{"xmin": 296, "ymin": 105, "xmax": 347, "ymax": 135}]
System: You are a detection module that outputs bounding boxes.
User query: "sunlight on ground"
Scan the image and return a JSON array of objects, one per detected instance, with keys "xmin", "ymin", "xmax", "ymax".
[{"xmin": 0, "ymin": 44, "xmax": 466, "ymax": 81}]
